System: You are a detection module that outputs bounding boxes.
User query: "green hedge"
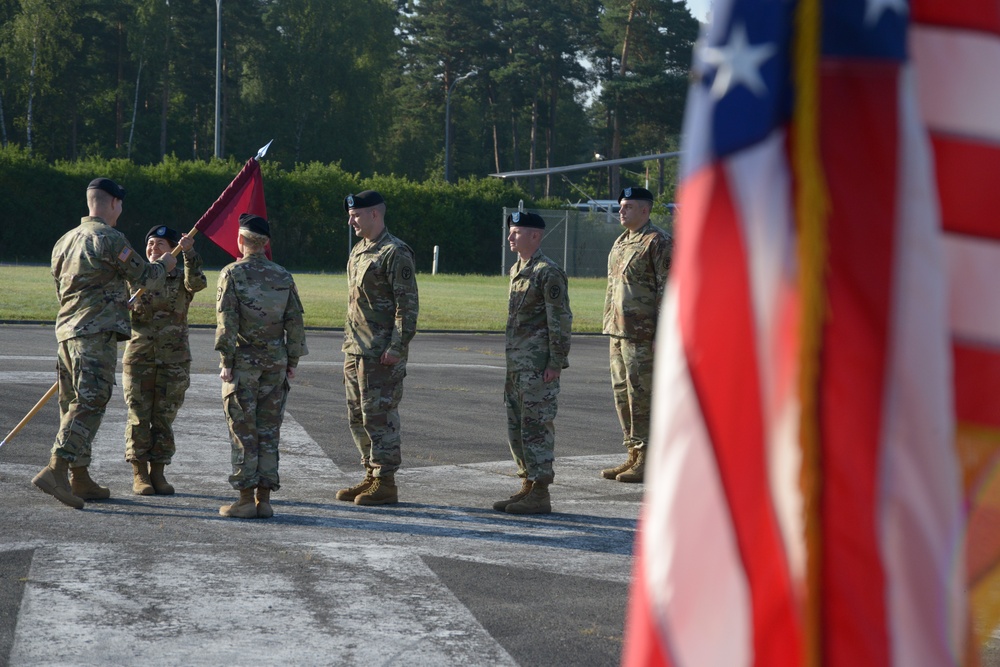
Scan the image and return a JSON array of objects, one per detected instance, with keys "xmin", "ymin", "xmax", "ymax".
[{"xmin": 0, "ymin": 147, "xmax": 530, "ymax": 273}]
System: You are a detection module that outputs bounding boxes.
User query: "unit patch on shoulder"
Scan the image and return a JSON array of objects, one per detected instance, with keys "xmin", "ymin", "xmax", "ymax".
[
  {"xmin": 548, "ymin": 284, "xmax": 562, "ymax": 301},
  {"xmin": 401, "ymin": 266, "xmax": 413, "ymax": 281},
  {"xmin": 118, "ymin": 247, "xmax": 132, "ymax": 263}
]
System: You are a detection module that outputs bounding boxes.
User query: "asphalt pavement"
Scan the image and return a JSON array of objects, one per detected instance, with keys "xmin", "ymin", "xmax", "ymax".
[{"xmin": 0, "ymin": 324, "xmax": 640, "ymax": 667}]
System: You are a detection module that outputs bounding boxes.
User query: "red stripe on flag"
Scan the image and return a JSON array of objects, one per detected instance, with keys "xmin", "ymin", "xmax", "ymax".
[
  {"xmin": 912, "ymin": 0, "xmax": 1000, "ymax": 34},
  {"xmin": 819, "ymin": 60, "xmax": 897, "ymax": 666},
  {"xmin": 954, "ymin": 342, "xmax": 1000, "ymax": 429},
  {"xmin": 676, "ymin": 164, "xmax": 802, "ymax": 667},
  {"xmin": 932, "ymin": 136, "xmax": 1000, "ymax": 241},
  {"xmin": 622, "ymin": 522, "xmax": 676, "ymax": 667}
]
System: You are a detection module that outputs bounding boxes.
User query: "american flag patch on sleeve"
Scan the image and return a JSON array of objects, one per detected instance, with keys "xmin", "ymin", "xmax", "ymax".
[{"xmin": 118, "ymin": 247, "xmax": 132, "ymax": 262}]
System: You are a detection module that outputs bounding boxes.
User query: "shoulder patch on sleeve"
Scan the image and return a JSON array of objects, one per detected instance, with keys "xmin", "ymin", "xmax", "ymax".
[
  {"xmin": 118, "ymin": 246, "xmax": 132, "ymax": 263},
  {"xmin": 548, "ymin": 283, "xmax": 562, "ymax": 301},
  {"xmin": 401, "ymin": 265, "xmax": 413, "ymax": 281}
]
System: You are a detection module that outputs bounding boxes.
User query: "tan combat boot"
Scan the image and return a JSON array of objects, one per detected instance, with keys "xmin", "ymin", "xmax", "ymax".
[
  {"xmin": 149, "ymin": 462, "xmax": 175, "ymax": 495},
  {"xmin": 492, "ymin": 479, "xmax": 533, "ymax": 512},
  {"xmin": 32, "ymin": 453, "xmax": 85, "ymax": 509},
  {"xmin": 69, "ymin": 466, "xmax": 111, "ymax": 500},
  {"xmin": 506, "ymin": 482, "xmax": 551, "ymax": 515},
  {"xmin": 131, "ymin": 461, "xmax": 154, "ymax": 496},
  {"xmin": 354, "ymin": 475, "xmax": 398, "ymax": 506},
  {"xmin": 616, "ymin": 449, "xmax": 646, "ymax": 483},
  {"xmin": 219, "ymin": 488, "xmax": 258, "ymax": 518},
  {"xmin": 336, "ymin": 468, "xmax": 375, "ymax": 502},
  {"xmin": 256, "ymin": 487, "xmax": 274, "ymax": 519},
  {"xmin": 601, "ymin": 448, "xmax": 637, "ymax": 480}
]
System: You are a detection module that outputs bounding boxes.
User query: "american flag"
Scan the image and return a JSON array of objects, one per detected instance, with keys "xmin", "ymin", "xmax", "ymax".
[
  {"xmin": 915, "ymin": 0, "xmax": 1000, "ymax": 657},
  {"xmin": 621, "ymin": 0, "xmax": 982, "ymax": 664}
]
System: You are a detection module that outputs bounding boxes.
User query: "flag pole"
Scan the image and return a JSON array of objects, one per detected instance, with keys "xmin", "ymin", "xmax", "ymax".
[
  {"xmin": 0, "ymin": 381, "xmax": 58, "ymax": 450},
  {"xmin": 4, "ymin": 142, "xmax": 273, "ymax": 449}
]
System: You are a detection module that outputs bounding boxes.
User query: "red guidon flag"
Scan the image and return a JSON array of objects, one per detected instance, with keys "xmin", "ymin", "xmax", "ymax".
[
  {"xmin": 622, "ymin": 0, "xmax": 969, "ymax": 664},
  {"xmin": 195, "ymin": 157, "xmax": 269, "ymax": 259}
]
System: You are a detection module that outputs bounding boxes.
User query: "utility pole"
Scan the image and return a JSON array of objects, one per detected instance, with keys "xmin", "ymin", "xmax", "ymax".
[
  {"xmin": 444, "ymin": 70, "xmax": 477, "ymax": 183},
  {"xmin": 214, "ymin": 0, "xmax": 222, "ymax": 159}
]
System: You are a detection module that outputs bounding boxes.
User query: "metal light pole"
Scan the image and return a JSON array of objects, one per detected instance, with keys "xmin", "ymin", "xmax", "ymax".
[
  {"xmin": 214, "ymin": 0, "xmax": 222, "ymax": 159},
  {"xmin": 444, "ymin": 70, "xmax": 476, "ymax": 183}
]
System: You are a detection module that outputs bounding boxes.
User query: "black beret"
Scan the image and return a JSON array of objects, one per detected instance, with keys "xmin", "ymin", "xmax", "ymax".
[
  {"xmin": 344, "ymin": 190, "xmax": 385, "ymax": 212},
  {"xmin": 239, "ymin": 213, "xmax": 270, "ymax": 238},
  {"xmin": 618, "ymin": 186, "xmax": 654, "ymax": 203},
  {"xmin": 145, "ymin": 225, "xmax": 181, "ymax": 247},
  {"xmin": 506, "ymin": 211, "xmax": 545, "ymax": 229},
  {"xmin": 87, "ymin": 177, "xmax": 126, "ymax": 200}
]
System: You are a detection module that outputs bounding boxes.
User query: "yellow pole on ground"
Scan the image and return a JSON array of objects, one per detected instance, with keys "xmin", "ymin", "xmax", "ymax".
[{"xmin": 0, "ymin": 381, "xmax": 58, "ymax": 449}]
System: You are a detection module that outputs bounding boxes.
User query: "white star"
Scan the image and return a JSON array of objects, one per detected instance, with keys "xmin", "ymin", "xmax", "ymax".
[
  {"xmin": 864, "ymin": 0, "xmax": 908, "ymax": 26},
  {"xmin": 700, "ymin": 23, "xmax": 776, "ymax": 99}
]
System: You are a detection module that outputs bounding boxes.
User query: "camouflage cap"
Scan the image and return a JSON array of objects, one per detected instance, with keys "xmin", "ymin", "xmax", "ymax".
[
  {"xmin": 87, "ymin": 177, "xmax": 126, "ymax": 200},
  {"xmin": 145, "ymin": 225, "xmax": 181, "ymax": 247},
  {"xmin": 506, "ymin": 211, "xmax": 545, "ymax": 229},
  {"xmin": 239, "ymin": 213, "xmax": 270, "ymax": 238},
  {"xmin": 344, "ymin": 190, "xmax": 385, "ymax": 212},
  {"xmin": 618, "ymin": 186, "xmax": 654, "ymax": 203}
]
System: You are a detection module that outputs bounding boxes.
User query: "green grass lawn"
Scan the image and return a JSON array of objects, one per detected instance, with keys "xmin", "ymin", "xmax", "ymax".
[{"xmin": 0, "ymin": 265, "xmax": 608, "ymax": 332}]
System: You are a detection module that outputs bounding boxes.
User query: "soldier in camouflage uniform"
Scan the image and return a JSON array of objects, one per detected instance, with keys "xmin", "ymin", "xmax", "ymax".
[
  {"xmin": 33, "ymin": 178, "xmax": 177, "ymax": 509},
  {"xmin": 336, "ymin": 190, "xmax": 418, "ymax": 507},
  {"xmin": 601, "ymin": 187, "xmax": 673, "ymax": 484},
  {"xmin": 493, "ymin": 211, "xmax": 572, "ymax": 515},
  {"xmin": 123, "ymin": 225, "xmax": 207, "ymax": 496},
  {"xmin": 215, "ymin": 214, "xmax": 307, "ymax": 519}
]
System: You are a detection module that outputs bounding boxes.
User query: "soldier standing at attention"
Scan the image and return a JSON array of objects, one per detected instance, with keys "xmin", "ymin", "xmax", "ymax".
[
  {"xmin": 493, "ymin": 211, "xmax": 571, "ymax": 515},
  {"xmin": 336, "ymin": 190, "xmax": 418, "ymax": 507},
  {"xmin": 123, "ymin": 225, "xmax": 207, "ymax": 496},
  {"xmin": 34, "ymin": 178, "xmax": 177, "ymax": 509},
  {"xmin": 601, "ymin": 187, "xmax": 673, "ymax": 484},
  {"xmin": 215, "ymin": 214, "xmax": 307, "ymax": 519}
]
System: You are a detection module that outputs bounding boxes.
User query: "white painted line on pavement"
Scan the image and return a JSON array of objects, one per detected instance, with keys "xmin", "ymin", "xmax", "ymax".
[{"xmin": 8, "ymin": 542, "xmax": 518, "ymax": 666}]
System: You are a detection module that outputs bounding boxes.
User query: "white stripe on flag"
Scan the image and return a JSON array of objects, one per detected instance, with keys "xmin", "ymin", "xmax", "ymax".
[
  {"xmin": 643, "ymin": 287, "xmax": 753, "ymax": 667},
  {"xmin": 912, "ymin": 25, "xmax": 1000, "ymax": 141},
  {"xmin": 945, "ymin": 234, "xmax": 1000, "ymax": 346},
  {"xmin": 881, "ymin": 64, "xmax": 966, "ymax": 666}
]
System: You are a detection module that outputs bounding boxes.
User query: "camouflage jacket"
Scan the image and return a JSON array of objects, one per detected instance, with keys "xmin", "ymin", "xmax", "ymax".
[
  {"xmin": 342, "ymin": 228, "xmax": 419, "ymax": 359},
  {"xmin": 602, "ymin": 221, "xmax": 673, "ymax": 342},
  {"xmin": 506, "ymin": 250, "xmax": 572, "ymax": 373},
  {"xmin": 123, "ymin": 249, "xmax": 208, "ymax": 365},
  {"xmin": 51, "ymin": 216, "xmax": 170, "ymax": 343},
  {"xmin": 215, "ymin": 253, "xmax": 308, "ymax": 371}
]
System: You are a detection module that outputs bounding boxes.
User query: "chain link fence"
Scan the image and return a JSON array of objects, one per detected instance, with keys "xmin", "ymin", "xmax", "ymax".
[{"xmin": 499, "ymin": 207, "xmax": 675, "ymax": 277}]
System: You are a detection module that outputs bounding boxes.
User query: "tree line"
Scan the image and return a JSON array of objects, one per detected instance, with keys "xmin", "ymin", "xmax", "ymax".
[{"xmin": 0, "ymin": 0, "xmax": 698, "ymax": 202}]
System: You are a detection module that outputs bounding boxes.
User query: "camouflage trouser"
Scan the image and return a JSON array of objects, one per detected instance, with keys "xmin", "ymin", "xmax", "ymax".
[
  {"xmin": 344, "ymin": 354, "xmax": 406, "ymax": 477},
  {"xmin": 52, "ymin": 332, "xmax": 117, "ymax": 467},
  {"xmin": 221, "ymin": 366, "xmax": 289, "ymax": 491},
  {"xmin": 504, "ymin": 369, "xmax": 558, "ymax": 484},
  {"xmin": 610, "ymin": 336, "xmax": 654, "ymax": 451},
  {"xmin": 122, "ymin": 362, "xmax": 191, "ymax": 464}
]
